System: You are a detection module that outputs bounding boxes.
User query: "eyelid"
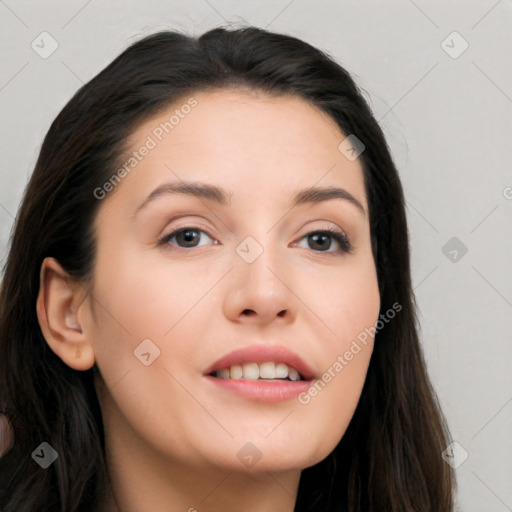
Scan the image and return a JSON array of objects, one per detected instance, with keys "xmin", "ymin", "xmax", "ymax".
[
  {"xmin": 295, "ymin": 218, "xmax": 352, "ymax": 245},
  {"xmin": 158, "ymin": 223, "xmax": 218, "ymax": 247}
]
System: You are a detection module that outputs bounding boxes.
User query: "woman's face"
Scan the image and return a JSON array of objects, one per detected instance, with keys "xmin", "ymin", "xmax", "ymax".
[{"xmin": 84, "ymin": 88, "xmax": 380, "ymax": 474}]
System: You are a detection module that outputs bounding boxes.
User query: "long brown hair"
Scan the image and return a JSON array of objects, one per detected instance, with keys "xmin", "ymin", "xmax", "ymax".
[{"xmin": 0, "ymin": 26, "xmax": 455, "ymax": 511}]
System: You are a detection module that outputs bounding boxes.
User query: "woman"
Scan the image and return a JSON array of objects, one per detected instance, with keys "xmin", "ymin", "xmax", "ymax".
[{"xmin": 0, "ymin": 26, "xmax": 455, "ymax": 511}]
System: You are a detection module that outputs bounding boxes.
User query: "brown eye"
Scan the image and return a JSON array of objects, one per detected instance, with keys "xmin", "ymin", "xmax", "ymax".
[
  {"xmin": 160, "ymin": 227, "xmax": 214, "ymax": 248},
  {"xmin": 296, "ymin": 229, "xmax": 352, "ymax": 254}
]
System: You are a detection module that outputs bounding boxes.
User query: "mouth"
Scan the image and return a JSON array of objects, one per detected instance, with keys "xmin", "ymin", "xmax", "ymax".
[
  {"xmin": 209, "ymin": 361, "xmax": 305, "ymax": 381},
  {"xmin": 204, "ymin": 345, "xmax": 315, "ymax": 402}
]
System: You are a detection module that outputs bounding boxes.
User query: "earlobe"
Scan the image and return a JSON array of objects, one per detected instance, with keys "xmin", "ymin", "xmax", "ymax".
[{"xmin": 36, "ymin": 257, "xmax": 95, "ymax": 371}]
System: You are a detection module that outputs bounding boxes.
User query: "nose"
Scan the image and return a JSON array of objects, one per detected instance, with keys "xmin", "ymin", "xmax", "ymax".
[{"xmin": 222, "ymin": 243, "xmax": 297, "ymax": 326}]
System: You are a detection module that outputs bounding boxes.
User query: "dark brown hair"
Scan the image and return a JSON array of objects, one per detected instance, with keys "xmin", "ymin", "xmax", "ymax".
[{"xmin": 0, "ymin": 26, "xmax": 455, "ymax": 511}]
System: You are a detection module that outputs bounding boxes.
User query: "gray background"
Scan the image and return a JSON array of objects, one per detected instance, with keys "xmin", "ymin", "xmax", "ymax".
[{"xmin": 1, "ymin": 1, "xmax": 511, "ymax": 510}]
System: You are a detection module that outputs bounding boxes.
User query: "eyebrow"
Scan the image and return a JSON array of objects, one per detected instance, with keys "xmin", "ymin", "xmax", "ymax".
[{"xmin": 134, "ymin": 180, "xmax": 366, "ymax": 216}]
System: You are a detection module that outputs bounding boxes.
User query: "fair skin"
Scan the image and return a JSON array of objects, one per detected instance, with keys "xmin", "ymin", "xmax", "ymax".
[{"xmin": 36, "ymin": 88, "xmax": 380, "ymax": 511}]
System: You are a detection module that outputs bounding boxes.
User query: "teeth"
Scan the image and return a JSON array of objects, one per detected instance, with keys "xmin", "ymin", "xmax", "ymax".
[
  {"xmin": 230, "ymin": 364, "xmax": 243, "ymax": 379},
  {"xmin": 214, "ymin": 362, "xmax": 302, "ymax": 381},
  {"xmin": 217, "ymin": 368, "xmax": 230, "ymax": 379},
  {"xmin": 242, "ymin": 363, "xmax": 259, "ymax": 380},
  {"xmin": 288, "ymin": 367, "xmax": 300, "ymax": 381},
  {"xmin": 275, "ymin": 363, "xmax": 288, "ymax": 378},
  {"xmin": 259, "ymin": 362, "xmax": 275, "ymax": 379}
]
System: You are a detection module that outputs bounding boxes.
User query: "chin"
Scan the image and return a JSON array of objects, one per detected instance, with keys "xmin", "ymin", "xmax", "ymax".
[{"xmin": 213, "ymin": 436, "xmax": 336, "ymax": 474}]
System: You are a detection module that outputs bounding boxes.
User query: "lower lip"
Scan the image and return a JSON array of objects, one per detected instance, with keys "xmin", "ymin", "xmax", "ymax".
[{"xmin": 205, "ymin": 375, "xmax": 311, "ymax": 402}]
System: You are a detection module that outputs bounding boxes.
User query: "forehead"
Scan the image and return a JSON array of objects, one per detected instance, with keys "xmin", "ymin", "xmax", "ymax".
[
  {"xmin": 106, "ymin": 88, "xmax": 367, "ymax": 212},
  {"xmin": 143, "ymin": 88, "xmax": 345, "ymax": 149}
]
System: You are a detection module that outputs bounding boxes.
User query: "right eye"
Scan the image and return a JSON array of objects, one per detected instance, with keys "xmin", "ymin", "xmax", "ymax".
[{"xmin": 159, "ymin": 227, "xmax": 216, "ymax": 249}]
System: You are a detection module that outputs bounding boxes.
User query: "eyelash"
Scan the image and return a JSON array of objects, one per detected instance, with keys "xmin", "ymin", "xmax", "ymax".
[{"xmin": 158, "ymin": 225, "xmax": 353, "ymax": 255}]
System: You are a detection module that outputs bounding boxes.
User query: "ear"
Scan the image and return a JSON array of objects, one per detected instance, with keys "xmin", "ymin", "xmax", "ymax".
[{"xmin": 36, "ymin": 257, "xmax": 95, "ymax": 371}]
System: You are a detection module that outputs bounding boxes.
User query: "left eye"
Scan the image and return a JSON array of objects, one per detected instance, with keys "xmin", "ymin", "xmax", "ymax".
[{"xmin": 295, "ymin": 229, "xmax": 351, "ymax": 253}]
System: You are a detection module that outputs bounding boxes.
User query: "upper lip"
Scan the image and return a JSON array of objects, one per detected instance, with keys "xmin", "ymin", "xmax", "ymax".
[{"xmin": 204, "ymin": 344, "xmax": 315, "ymax": 381}]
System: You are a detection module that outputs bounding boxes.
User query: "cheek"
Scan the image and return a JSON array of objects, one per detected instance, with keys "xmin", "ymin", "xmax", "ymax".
[
  {"xmin": 295, "ymin": 254, "xmax": 380, "ymax": 445},
  {"xmin": 311, "ymin": 254, "xmax": 380, "ymax": 344},
  {"xmin": 87, "ymin": 251, "xmax": 215, "ymax": 406},
  {"xmin": 87, "ymin": 260, "xmax": 208, "ymax": 458},
  {"xmin": 90, "ymin": 248, "xmax": 207, "ymax": 341},
  {"xmin": 297, "ymin": 345, "xmax": 373, "ymax": 460}
]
